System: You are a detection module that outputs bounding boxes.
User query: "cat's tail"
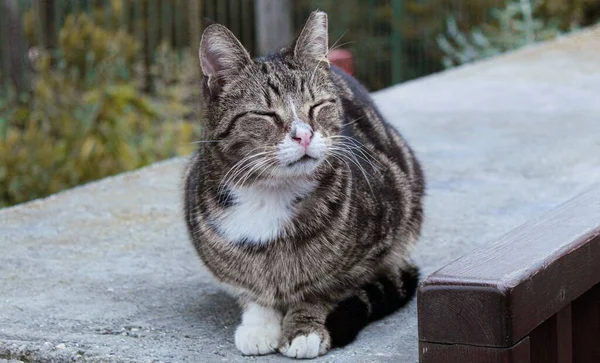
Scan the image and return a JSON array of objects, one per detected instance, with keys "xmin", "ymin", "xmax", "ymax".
[{"xmin": 325, "ymin": 264, "xmax": 420, "ymax": 348}]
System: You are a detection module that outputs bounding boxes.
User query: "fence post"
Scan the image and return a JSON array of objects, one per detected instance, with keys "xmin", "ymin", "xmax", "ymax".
[
  {"xmin": 1, "ymin": 0, "xmax": 28, "ymax": 95},
  {"xmin": 254, "ymin": 0, "xmax": 293, "ymax": 56},
  {"xmin": 189, "ymin": 0, "xmax": 202, "ymax": 58},
  {"xmin": 391, "ymin": 0, "xmax": 403, "ymax": 84}
]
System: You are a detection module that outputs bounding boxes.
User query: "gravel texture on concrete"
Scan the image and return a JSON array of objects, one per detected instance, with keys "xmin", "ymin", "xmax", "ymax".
[{"xmin": 1, "ymin": 27, "xmax": 600, "ymax": 363}]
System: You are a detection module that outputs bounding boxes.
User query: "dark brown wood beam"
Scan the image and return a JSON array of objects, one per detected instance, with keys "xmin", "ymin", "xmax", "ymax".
[
  {"xmin": 420, "ymin": 338, "xmax": 531, "ymax": 363},
  {"xmin": 418, "ymin": 185, "xmax": 600, "ymax": 361}
]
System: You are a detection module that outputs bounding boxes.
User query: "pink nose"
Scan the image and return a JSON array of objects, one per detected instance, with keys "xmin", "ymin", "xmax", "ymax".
[{"xmin": 291, "ymin": 126, "xmax": 314, "ymax": 148}]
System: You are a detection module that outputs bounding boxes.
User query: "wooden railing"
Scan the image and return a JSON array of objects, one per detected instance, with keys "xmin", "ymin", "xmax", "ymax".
[{"xmin": 418, "ymin": 185, "xmax": 600, "ymax": 363}]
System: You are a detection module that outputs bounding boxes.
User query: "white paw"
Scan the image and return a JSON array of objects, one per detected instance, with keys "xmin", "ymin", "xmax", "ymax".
[
  {"xmin": 279, "ymin": 333, "xmax": 325, "ymax": 359},
  {"xmin": 235, "ymin": 323, "xmax": 281, "ymax": 356}
]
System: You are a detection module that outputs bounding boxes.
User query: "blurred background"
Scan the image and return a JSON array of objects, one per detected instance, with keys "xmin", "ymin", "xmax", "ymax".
[{"xmin": 0, "ymin": 0, "xmax": 599, "ymax": 208}]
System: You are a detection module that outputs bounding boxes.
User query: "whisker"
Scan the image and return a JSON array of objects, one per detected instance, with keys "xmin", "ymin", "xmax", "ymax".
[
  {"xmin": 238, "ymin": 158, "xmax": 274, "ymax": 187},
  {"xmin": 222, "ymin": 156, "xmax": 268, "ymax": 191},
  {"xmin": 219, "ymin": 158, "xmax": 267, "ymax": 203},
  {"xmin": 251, "ymin": 159, "xmax": 279, "ymax": 186},
  {"xmin": 234, "ymin": 157, "xmax": 277, "ymax": 190},
  {"xmin": 186, "ymin": 140, "xmax": 222, "ymax": 144},
  {"xmin": 328, "ymin": 148, "xmax": 376, "ymax": 174},
  {"xmin": 225, "ymin": 159, "xmax": 262, "ymax": 186},
  {"xmin": 329, "ymin": 139, "xmax": 383, "ymax": 171},
  {"xmin": 326, "ymin": 40, "xmax": 357, "ymax": 55},
  {"xmin": 328, "ymin": 152, "xmax": 373, "ymax": 195},
  {"xmin": 310, "ymin": 31, "xmax": 355, "ymax": 82},
  {"xmin": 218, "ymin": 148, "xmax": 271, "ymax": 196},
  {"xmin": 329, "ymin": 150, "xmax": 375, "ymax": 196},
  {"xmin": 329, "ymin": 146, "xmax": 380, "ymax": 173},
  {"xmin": 220, "ymin": 152, "xmax": 264, "ymax": 188},
  {"xmin": 329, "ymin": 30, "xmax": 349, "ymax": 52},
  {"xmin": 217, "ymin": 160, "xmax": 262, "ymax": 203},
  {"xmin": 330, "ymin": 144, "xmax": 382, "ymax": 172},
  {"xmin": 340, "ymin": 115, "xmax": 365, "ymax": 127},
  {"xmin": 330, "ymin": 135, "xmax": 383, "ymax": 164}
]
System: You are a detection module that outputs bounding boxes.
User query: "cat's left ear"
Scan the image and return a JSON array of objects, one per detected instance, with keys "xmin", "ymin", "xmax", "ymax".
[
  {"xmin": 294, "ymin": 11, "xmax": 329, "ymax": 67},
  {"xmin": 199, "ymin": 24, "xmax": 252, "ymax": 95}
]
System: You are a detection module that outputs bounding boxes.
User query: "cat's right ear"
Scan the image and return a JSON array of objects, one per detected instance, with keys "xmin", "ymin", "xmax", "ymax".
[
  {"xmin": 199, "ymin": 24, "xmax": 252, "ymax": 95},
  {"xmin": 294, "ymin": 11, "xmax": 329, "ymax": 67}
]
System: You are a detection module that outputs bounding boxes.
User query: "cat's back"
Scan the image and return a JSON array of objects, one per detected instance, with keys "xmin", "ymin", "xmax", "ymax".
[
  {"xmin": 330, "ymin": 65, "xmax": 424, "ymax": 193},
  {"xmin": 330, "ymin": 65, "xmax": 378, "ymax": 117}
]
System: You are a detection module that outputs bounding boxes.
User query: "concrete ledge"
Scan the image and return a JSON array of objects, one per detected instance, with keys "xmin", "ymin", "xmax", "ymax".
[{"xmin": 2, "ymin": 27, "xmax": 600, "ymax": 362}]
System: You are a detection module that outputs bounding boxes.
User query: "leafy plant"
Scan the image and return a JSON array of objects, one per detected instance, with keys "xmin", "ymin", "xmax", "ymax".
[
  {"xmin": 0, "ymin": 7, "xmax": 201, "ymax": 208},
  {"xmin": 438, "ymin": 0, "xmax": 568, "ymax": 68}
]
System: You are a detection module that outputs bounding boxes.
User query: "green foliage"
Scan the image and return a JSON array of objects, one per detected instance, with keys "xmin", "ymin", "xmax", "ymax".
[
  {"xmin": 293, "ymin": 0, "xmax": 510, "ymax": 88},
  {"xmin": 538, "ymin": 0, "xmax": 600, "ymax": 29},
  {"xmin": 437, "ymin": 0, "xmax": 590, "ymax": 68},
  {"xmin": 294, "ymin": 0, "xmax": 600, "ymax": 87},
  {"xmin": 294, "ymin": 0, "xmax": 402, "ymax": 89},
  {"xmin": 0, "ymin": 7, "xmax": 200, "ymax": 208}
]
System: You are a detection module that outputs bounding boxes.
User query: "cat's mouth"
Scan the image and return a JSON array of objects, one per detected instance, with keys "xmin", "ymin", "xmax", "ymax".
[{"xmin": 287, "ymin": 154, "xmax": 317, "ymax": 166}]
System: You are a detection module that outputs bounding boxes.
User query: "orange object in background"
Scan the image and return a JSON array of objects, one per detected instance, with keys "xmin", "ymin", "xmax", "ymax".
[{"xmin": 328, "ymin": 49, "xmax": 354, "ymax": 76}]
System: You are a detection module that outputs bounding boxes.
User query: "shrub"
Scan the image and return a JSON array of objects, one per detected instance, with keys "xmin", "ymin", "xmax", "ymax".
[
  {"xmin": 437, "ymin": 0, "xmax": 598, "ymax": 68},
  {"xmin": 0, "ymin": 9, "xmax": 200, "ymax": 208}
]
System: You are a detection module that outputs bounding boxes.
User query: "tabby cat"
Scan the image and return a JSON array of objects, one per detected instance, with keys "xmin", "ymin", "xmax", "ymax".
[{"xmin": 183, "ymin": 11, "xmax": 425, "ymax": 359}]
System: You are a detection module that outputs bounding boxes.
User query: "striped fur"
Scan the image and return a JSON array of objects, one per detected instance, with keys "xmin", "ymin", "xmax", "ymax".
[{"xmin": 184, "ymin": 11, "xmax": 425, "ymax": 358}]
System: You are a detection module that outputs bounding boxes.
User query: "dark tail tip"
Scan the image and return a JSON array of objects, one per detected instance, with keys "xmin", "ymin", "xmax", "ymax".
[
  {"xmin": 326, "ymin": 264, "xmax": 420, "ymax": 348},
  {"xmin": 400, "ymin": 264, "xmax": 420, "ymax": 305},
  {"xmin": 325, "ymin": 295, "xmax": 370, "ymax": 348}
]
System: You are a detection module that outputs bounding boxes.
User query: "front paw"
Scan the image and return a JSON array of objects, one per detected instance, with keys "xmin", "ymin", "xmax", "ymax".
[
  {"xmin": 235, "ymin": 322, "xmax": 281, "ymax": 356},
  {"xmin": 279, "ymin": 330, "xmax": 331, "ymax": 359}
]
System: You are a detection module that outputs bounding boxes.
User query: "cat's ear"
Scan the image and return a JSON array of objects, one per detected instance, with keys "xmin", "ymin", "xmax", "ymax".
[
  {"xmin": 294, "ymin": 11, "xmax": 329, "ymax": 67},
  {"xmin": 199, "ymin": 24, "xmax": 252, "ymax": 94}
]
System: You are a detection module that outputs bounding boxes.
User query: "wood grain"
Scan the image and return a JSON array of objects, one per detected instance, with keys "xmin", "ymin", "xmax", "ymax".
[
  {"xmin": 419, "ymin": 185, "xmax": 600, "ymax": 347},
  {"xmin": 529, "ymin": 305, "xmax": 572, "ymax": 363},
  {"xmin": 556, "ymin": 305, "xmax": 573, "ymax": 363},
  {"xmin": 572, "ymin": 283, "xmax": 600, "ymax": 363},
  {"xmin": 420, "ymin": 338, "xmax": 531, "ymax": 363}
]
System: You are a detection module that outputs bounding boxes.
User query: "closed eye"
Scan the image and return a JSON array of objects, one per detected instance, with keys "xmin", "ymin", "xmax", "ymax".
[
  {"xmin": 217, "ymin": 110, "xmax": 283, "ymax": 138},
  {"xmin": 309, "ymin": 99, "xmax": 336, "ymax": 120},
  {"xmin": 246, "ymin": 111, "xmax": 283, "ymax": 126}
]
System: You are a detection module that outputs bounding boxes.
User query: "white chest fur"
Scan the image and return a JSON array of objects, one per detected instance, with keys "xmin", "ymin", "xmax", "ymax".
[{"xmin": 216, "ymin": 181, "xmax": 317, "ymax": 245}]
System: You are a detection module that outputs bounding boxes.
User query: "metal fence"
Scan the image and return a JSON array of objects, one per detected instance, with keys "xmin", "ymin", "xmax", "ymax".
[{"xmin": 0, "ymin": 0, "xmax": 500, "ymax": 96}]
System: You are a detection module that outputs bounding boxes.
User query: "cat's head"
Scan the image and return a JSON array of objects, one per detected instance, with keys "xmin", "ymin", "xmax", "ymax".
[{"xmin": 199, "ymin": 11, "xmax": 343, "ymax": 186}]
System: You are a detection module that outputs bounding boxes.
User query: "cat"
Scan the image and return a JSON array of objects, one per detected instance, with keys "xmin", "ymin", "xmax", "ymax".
[{"xmin": 183, "ymin": 10, "xmax": 425, "ymax": 359}]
